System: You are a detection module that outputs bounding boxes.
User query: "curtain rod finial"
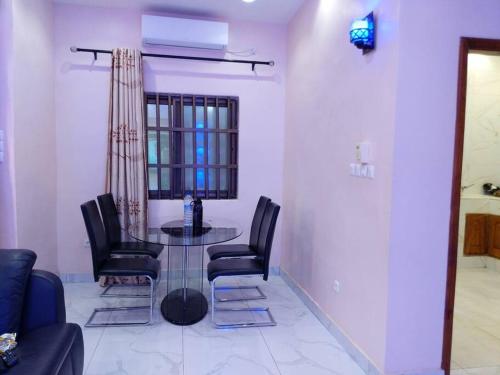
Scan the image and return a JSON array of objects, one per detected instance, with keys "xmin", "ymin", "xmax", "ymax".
[
  {"xmin": 269, "ymin": 60, "xmax": 275, "ymax": 67},
  {"xmin": 70, "ymin": 46, "xmax": 78, "ymax": 53}
]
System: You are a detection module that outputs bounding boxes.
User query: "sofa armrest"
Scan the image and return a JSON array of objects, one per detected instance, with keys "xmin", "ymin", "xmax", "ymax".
[{"xmin": 20, "ymin": 270, "xmax": 66, "ymax": 335}]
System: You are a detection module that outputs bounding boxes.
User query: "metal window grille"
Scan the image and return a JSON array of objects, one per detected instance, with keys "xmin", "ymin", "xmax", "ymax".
[{"xmin": 145, "ymin": 93, "xmax": 238, "ymax": 200}]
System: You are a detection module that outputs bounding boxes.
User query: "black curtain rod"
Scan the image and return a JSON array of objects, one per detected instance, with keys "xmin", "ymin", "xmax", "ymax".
[{"xmin": 70, "ymin": 46, "xmax": 274, "ymax": 71}]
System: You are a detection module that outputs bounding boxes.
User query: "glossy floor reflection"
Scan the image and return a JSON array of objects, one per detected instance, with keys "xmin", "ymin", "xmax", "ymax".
[
  {"xmin": 64, "ymin": 275, "xmax": 367, "ymax": 375},
  {"xmin": 451, "ymin": 268, "xmax": 500, "ymax": 375}
]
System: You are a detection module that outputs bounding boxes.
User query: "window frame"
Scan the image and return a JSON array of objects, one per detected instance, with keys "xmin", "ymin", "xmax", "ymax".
[{"xmin": 145, "ymin": 93, "xmax": 239, "ymax": 200}]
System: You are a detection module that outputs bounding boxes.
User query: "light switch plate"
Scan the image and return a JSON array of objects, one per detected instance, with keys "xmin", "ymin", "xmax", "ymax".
[
  {"xmin": 360, "ymin": 164, "xmax": 368, "ymax": 177},
  {"xmin": 350, "ymin": 163, "xmax": 357, "ymax": 176},
  {"xmin": 350, "ymin": 163, "xmax": 375, "ymax": 179},
  {"xmin": 367, "ymin": 165, "xmax": 375, "ymax": 179}
]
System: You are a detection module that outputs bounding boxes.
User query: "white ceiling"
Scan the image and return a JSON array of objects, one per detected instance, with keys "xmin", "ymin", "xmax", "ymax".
[{"xmin": 53, "ymin": 0, "xmax": 305, "ymax": 24}]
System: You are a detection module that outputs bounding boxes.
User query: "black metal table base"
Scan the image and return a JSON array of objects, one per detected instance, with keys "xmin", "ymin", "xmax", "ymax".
[{"xmin": 161, "ymin": 288, "xmax": 208, "ymax": 326}]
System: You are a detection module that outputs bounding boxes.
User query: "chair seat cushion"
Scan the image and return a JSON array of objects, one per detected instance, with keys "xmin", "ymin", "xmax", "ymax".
[
  {"xmin": 11, "ymin": 323, "xmax": 83, "ymax": 375},
  {"xmin": 111, "ymin": 241, "xmax": 164, "ymax": 258},
  {"xmin": 207, "ymin": 244, "xmax": 256, "ymax": 261},
  {"xmin": 207, "ymin": 258, "xmax": 264, "ymax": 282},
  {"xmin": 99, "ymin": 257, "xmax": 160, "ymax": 279}
]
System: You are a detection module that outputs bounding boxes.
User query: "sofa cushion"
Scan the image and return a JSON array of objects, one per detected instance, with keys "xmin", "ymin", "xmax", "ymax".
[
  {"xmin": 0, "ymin": 249, "xmax": 37, "ymax": 334},
  {"xmin": 8, "ymin": 323, "xmax": 84, "ymax": 375}
]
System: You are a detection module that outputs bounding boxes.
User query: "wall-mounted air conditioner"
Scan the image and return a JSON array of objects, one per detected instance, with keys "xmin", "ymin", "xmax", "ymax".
[{"xmin": 142, "ymin": 15, "xmax": 228, "ymax": 51}]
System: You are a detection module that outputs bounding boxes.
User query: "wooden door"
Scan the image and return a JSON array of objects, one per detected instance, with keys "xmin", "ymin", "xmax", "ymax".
[{"xmin": 464, "ymin": 213, "xmax": 488, "ymax": 255}]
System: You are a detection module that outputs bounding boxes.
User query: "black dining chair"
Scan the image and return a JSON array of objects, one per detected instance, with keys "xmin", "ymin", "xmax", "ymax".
[
  {"xmin": 97, "ymin": 193, "xmax": 164, "ymax": 259},
  {"xmin": 81, "ymin": 200, "xmax": 160, "ymax": 327},
  {"xmin": 207, "ymin": 202, "xmax": 280, "ymax": 328},
  {"xmin": 207, "ymin": 196, "xmax": 271, "ymax": 302}
]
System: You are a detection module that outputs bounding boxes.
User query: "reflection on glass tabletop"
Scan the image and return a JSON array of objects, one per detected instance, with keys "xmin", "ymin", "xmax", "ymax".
[{"xmin": 127, "ymin": 217, "xmax": 242, "ymax": 247}]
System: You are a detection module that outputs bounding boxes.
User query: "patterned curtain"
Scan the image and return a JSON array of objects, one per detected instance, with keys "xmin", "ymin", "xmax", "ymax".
[
  {"xmin": 106, "ymin": 48, "xmax": 147, "ymax": 232},
  {"xmin": 104, "ymin": 48, "xmax": 148, "ymax": 286}
]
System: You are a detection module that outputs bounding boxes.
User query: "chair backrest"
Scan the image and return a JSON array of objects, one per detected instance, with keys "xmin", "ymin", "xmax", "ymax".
[
  {"xmin": 255, "ymin": 202, "xmax": 280, "ymax": 281},
  {"xmin": 249, "ymin": 196, "xmax": 271, "ymax": 249},
  {"xmin": 97, "ymin": 193, "xmax": 122, "ymax": 246},
  {"xmin": 81, "ymin": 200, "xmax": 110, "ymax": 282},
  {"xmin": 0, "ymin": 249, "xmax": 37, "ymax": 335}
]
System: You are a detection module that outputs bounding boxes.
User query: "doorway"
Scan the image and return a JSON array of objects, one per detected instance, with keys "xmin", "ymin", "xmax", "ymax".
[{"xmin": 443, "ymin": 37, "xmax": 500, "ymax": 374}]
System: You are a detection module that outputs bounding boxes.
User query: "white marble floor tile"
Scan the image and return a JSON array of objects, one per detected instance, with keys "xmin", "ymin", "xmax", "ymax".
[
  {"xmin": 452, "ymin": 324, "xmax": 500, "ymax": 368},
  {"xmin": 183, "ymin": 315, "xmax": 281, "ymax": 375},
  {"xmin": 65, "ymin": 284, "xmax": 107, "ymax": 372},
  {"xmin": 64, "ymin": 276, "xmax": 367, "ymax": 375},
  {"xmin": 452, "ymin": 268, "xmax": 500, "ymax": 372},
  {"xmin": 464, "ymin": 367, "xmax": 500, "ymax": 375},
  {"xmin": 85, "ymin": 324, "xmax": 183, "ymax": 375},
  {"xmin": 256, "ymin": 292, "xmax": 365, "ymax": 375}
]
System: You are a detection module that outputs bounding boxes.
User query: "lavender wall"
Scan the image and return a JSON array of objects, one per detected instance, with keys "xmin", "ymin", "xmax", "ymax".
[
  {"xmin": 12, "ymin": 0, "xmax": 58, "ymax": 272},
  {"xmin": 8, "ymin": 1, "xmax": 500, "ymax": 372},
  {"xmin": 53, "ymin": 4, "xmax": 287, "ymax": 274},
  {"xmin": 282, "ymin": 0, "xmax": 400, "ymax": 371},
  {"xmin": 0, "ymin": 0, "xmax": 58, "ymax": 271},
  {"xmin": 285, "ymin": 0, "xmax": 500, "ymax": 374},
  {"xmin": 385, "ymin": 1, "xmax": 500, "ymax": 373},
  {"xmin": 0, "ymin": 0, "xmax": 17, "ymax": 249}
]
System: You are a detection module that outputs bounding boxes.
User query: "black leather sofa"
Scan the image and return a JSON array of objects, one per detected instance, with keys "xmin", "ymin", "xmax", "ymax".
[{"xmin": 0, "ymin": 249, "xmax": 84, "ymax": 375}]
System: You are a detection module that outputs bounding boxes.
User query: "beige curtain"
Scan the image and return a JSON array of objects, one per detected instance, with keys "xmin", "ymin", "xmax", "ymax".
[
  {"xmin": 106, "ymin": 48, "xmax": 147, "ymax": 231},
  {"xmin": 104, "ymin": 48, "xmax": 148, "ymax": 286}
]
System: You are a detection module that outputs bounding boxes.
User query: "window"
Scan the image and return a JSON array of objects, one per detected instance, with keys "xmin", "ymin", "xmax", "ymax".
[{"xmin": 146, "ymin": 93, "xmax": 238, "ymax": 200}]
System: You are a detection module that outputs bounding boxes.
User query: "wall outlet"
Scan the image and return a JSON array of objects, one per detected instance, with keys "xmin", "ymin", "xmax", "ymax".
[
  {"xmin": 83, "ymin": 238, "xmax": 90, "ymax": 248},
  {"xmin": 333, "ymin": 280, "xmax": 341, "ymax": 293}
]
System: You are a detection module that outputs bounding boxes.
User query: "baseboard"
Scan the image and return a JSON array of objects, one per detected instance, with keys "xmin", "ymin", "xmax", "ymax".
[
  {"xmin": 269, "ymin": 266, "xmax": 281, "ymax": 276},
  {"xmin": 61, "ymin": 265, "xmax": 281, "ymax": 284},
  {"xmin": 60, "ymin": 273, "xmax": 94, "ymax": 283},
  {"xmin": 280, "ymin": 268, "xmax": 382, "ymax": 375}
]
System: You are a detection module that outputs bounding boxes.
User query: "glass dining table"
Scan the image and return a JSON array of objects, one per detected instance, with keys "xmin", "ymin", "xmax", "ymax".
[{"xmin": 128, "ymin": 217, "xmax": 242, "ymax": 326}]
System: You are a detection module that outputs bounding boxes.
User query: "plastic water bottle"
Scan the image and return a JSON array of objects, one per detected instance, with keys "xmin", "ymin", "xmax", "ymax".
[{"xmin": 184, "ymin": 195, "xmax": 193, "ymax": 227}]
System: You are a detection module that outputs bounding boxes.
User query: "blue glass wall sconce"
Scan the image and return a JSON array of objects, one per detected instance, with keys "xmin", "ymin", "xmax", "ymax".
[{"xmin": 350, "ymin": 12, "xmax": 375, "ymax": 53}]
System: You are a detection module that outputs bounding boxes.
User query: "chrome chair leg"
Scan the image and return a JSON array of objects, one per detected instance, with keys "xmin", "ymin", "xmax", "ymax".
[
  {"xmin": 100, "ymin": 272, "xmax": 161, "ymax": 298},
  {"xmin": 100, "ymin": 283, "xmax": 150, "ymax": 298},
  {"xmin": 210, "ymin": 278, "xmax": 276, "ymax": 329},
  {"xmin": 86, "ymin": 275, "xmax": 156, "ymax": 327},
  {"xmin": 215, "ymin": 285, "xmax": 266, "ymax": 302}
]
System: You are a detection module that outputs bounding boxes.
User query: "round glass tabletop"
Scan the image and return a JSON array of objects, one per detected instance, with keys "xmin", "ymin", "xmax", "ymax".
[{"xmin": 127, "ymin": 217, "xmax": 242, "ymax": 247}]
